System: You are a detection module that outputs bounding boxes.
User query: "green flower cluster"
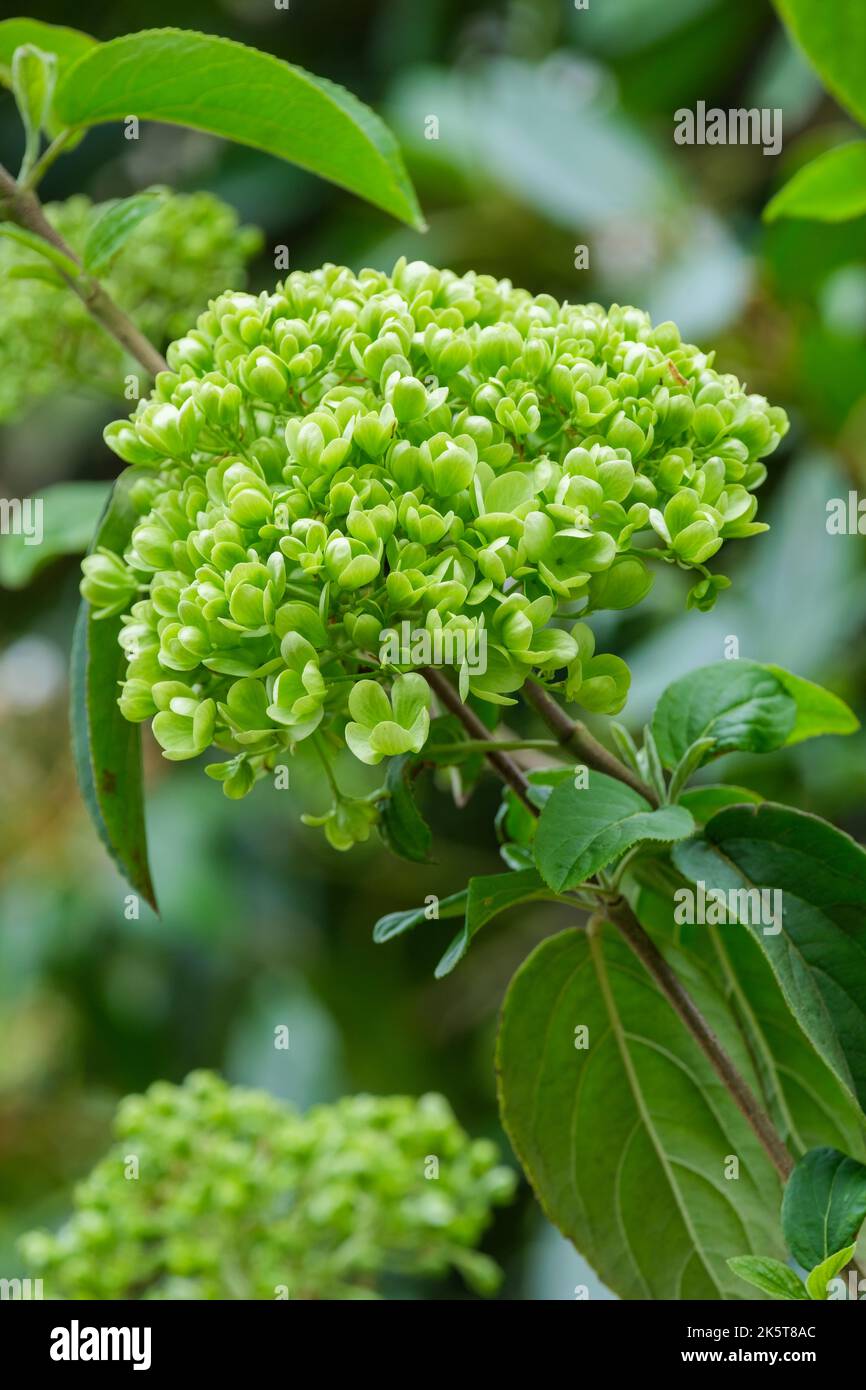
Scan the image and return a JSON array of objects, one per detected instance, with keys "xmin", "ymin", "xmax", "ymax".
[
  {"xmin": 20, "ymin": 1071, "xmax": 516, "ymax": 1300},
  {"xmin": 0, "ymin": 191, "xmax": 261, "ymax": 421},
  {"xmin": 82, "ymin": 259, "xmax": 787, "ymax": 823}
]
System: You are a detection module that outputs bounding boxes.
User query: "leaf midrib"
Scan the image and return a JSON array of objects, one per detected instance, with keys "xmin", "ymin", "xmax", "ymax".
[{"xmin": 588, "ymin": 926, "xmax": 724, "ymax": 1298}]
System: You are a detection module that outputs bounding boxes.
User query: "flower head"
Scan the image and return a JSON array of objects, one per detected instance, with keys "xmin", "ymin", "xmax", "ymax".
[{"xmin": 83, "ymin": 259, "xmax": 787, "ymax": 825}]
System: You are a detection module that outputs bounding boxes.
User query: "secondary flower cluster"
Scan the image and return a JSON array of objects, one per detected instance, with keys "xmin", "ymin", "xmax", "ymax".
[
  {"xmin": 82, "ymin": 258, "xmax": 787, "ymax": 820},
  {"xmin": 20, "ymin": 1071, "xmax": 515, "ymax": 1300},
  {"xmin": 0, "ymin": 191, "xmax": 261, "ymax": 421}
]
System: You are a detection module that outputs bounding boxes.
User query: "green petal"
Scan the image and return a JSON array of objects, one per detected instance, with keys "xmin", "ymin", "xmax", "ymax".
[
  {"xmin": 348, "ymin": 678, "xmax": 392, "ymax": 729},
  {"xmin": 368, "ymin": 719, "xmax": 416, "ymax": 756},
  {"xmin": 391, "ymin": 672, "xmax": 430, "ymax": 728},
  {"xmin": 345, "ymin": 721, "xmax": 383, "ymax": 764}
]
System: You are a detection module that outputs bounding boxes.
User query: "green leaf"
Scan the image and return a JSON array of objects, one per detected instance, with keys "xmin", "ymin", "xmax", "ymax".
[
  {"xmin": 678, "ymin": 784, "xmax": 763, "ymax": 823},
  {"xmin": 673, "ymin": 803, "xmax": 866, "ymax": 1114},
  {"xmin": 372, "ymin": 891, "xmax": 466, "ymax": 944},
  {"xmin": 774, "ymin": 1, "xmax": 866, "ymax": 127},
  {"xmin": 652, "ymin": 660, "xmax": 856, "ymax": 769},
  {"xmin": 667, "ymin": 736, "xmax": 717, "ymax": 804},
  {"xmin": 377, "ymin": 754, "xmax": 432, "ymax": 864},
  {"xmin": 652, "ymin": 660, "xmax": 796, "ymax": 770},
  {"xmin": 640, "ymin": 723, "xmax": 667, "ymax": 803},
  {"xmin": 765, "ymin": 142, "xmax": 866, "ymax": 224},
  {"xmin": 0, "ymin": 481, "xmax": 109, "ymax": 589},
  {"xmin": 497, "ymin": 926, "xmax": 786, "ymax": 1298},
  {"xmin": 629, "ymin": 873, "xmax": 866, "ymax": 1163},
  {"xmin": 727, "ymin": 1256, "xmax": 809, "ymax": 1301},
  {"xmin": 83, "ymin": 192, "xmax": 165, "ymax": 275},
  {"xmin": 534, "ymin": 772, "xmax": 694, "ymax": 892},
  {"xmin": 767, "ymin": 665, "xmax": 859, "ymax": 744},
  {"xmin": 609, "ymin": 720, "xmax": 643, "ymax": 778},
  {"xmin": 435, "ymin": 868, "xmax": 559, "ymax": 978},
  {"xmin": 0, "ymin": 223, "xmax": 80, "ymax": 278},
  {"xmin": 805, "ymin": 1244, "xmax": 856, "ymax": 1300},
  {"xmin": 54, "ymin": 29, "xmax": 423, "ymax": 229},
  {"xmin": 71, "ymin": 468, "xmax": 156, "ymax": 910},
  {"xmin": 782, "ymin": 1147, "xmax": 866, "ymax": 1270},
  {"xmin": 0, "ymin": 19, "xmax": 94, "ymax": 85}
]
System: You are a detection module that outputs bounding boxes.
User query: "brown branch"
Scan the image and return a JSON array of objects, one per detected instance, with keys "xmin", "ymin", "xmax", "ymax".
[
  {"xmin": 420, "ymin": 666, "xmax": 536, "ymax": 811},
  {"xmin": 421, "ymin": 665, "xmax": 795, "ymax": 1185},
  {"xmin": 522, "ymin": 677, "xmax": 658, "ymax": 805},
  {"xmin": 599, "ymin": 899, "xmax": 794, "ymax": 1181},
  {"xmin": 0, "ymin": 162, "xmax": 168, "ymax": 379}
]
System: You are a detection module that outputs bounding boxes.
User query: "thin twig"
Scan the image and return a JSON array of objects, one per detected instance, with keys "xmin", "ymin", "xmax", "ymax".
[
  {"xmin": 0, "ymin": 162, "xmax": 168, "ymax": 379},
  {"xmin": 420, "ymin": 666, "xmax": 536, "ymax": 811},
  {"xmin": 523, "ymin": 677, "xmax": 658, "ymax": 804}
]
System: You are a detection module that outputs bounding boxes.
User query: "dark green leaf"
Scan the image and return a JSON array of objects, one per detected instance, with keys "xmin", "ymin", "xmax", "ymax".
[
  {"xmin": 0, "ymin": 481, "xmax": 110, "ymax": 589},
  {"xmin": 497, "ymin": 926, "xmax": 785, "ymax": 1298},
  {"xmin": 782, "ymin": 1147, "xmax": 866, "ymax": 1270},
  {"xmin": 71, "ymin": 468, "xmax": 156, "ymax": 910},
  {"xmin": 377, "ymin": 754, "xmax": 432, "ymax": 864},
  {"xmin": 534, "ymin": 772, "xmax": 693, "ymax": 892},
  {"xmin": 768, "ymin": 665, "xmax": 859, "ymax": 744},
  {"xmin": 765, "ymin": 142, "xmax": 866, "ymax": 224},
  {"xmin": 54, "ymin": 29, "xmax": 423, "ymax": 229},
  {"xmin": 497, "ymin": 767, "xmax": 573, "ymax": 850},
  {"xmin": 630, "ymin": 873, "xmax": 866, "ymax": 1161},
  {"xmin": 678, "ymin": 784, "xmax": 763, "ymax": 823},
  {"xmin": 652, "ymin": 660, "xmax": 796, "ymax": 770},
  {"xmin": 673, "ymin": 803, "xmax": 866, "ymax": 1114},
  {"xmin": 83, "ymin": 192, "xmax": 165, "ymax": 275},
  {"xmin": 435, "ymin": 868, "xmax": 559, "ymax": 978},
  {"xmin": 727, "ymin": 1256, "xmax": 808, "ymax": 1301}
]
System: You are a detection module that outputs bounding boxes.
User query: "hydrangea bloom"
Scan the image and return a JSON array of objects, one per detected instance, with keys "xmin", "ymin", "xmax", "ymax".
[
  {"xmin": 81, "ymin": 259, "xmax": 788, "ymax": 828},
  {"xmin": 20, "ymin": 1071, "xmax": 516, "ymax": 1299}
]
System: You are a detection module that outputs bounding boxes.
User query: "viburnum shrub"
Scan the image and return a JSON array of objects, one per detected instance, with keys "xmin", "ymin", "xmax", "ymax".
[
  {"xmin": 81, "ymin": 261, "xmax": 787, "ymax": 821},
  {"xmin": 4, "ymin": 18, "xmax": 866, "ymax": 1303},
  {"xmin": 20, "ymin": 1072, "xmax": 516, "ymax": 1300}
]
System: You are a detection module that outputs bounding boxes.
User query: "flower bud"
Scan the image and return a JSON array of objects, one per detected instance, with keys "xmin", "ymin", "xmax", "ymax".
[
  {"xmin": 587, "ymin": 557, "xmax": 653, "ymax": 611},
  {"xmin": 241, "ymin": 346, "xmax": 289, "ymax": 403},
  {"xmin": 390, "ymin": 375, "xmax": 428, "ymax": 423},
  {"xmin": 80, "ymin": 548, "xmax": 138, "ymax": 618}
]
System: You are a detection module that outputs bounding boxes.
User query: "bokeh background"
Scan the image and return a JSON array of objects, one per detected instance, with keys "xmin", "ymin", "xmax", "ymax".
[{"xmin": 1, "ymin": 0, "xmax": 865, "ymax": 1299}]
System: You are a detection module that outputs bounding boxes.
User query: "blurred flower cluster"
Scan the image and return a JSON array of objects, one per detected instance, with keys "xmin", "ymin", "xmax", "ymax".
[
  {"xmin": 20, "ymin": 1071, "xmax": 515, "ymax": 1300},
  {"xmin": 81, "ymin": 258, "xmax": 787, "ymax": 824},
  {"xmin": 0, "ymin": 191, "xmax": 261, "ymax": 421}
]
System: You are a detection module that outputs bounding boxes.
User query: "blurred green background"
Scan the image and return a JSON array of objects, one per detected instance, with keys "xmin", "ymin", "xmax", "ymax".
[{"xmin": 1, "ymin": 0, "xmax": 865, "ymax": 1299}]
